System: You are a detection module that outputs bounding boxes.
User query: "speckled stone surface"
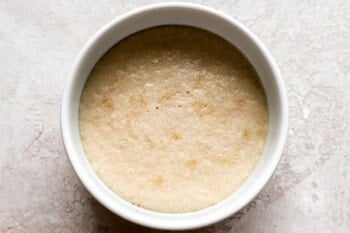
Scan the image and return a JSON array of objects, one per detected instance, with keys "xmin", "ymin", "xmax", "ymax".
[{"xmin": 0, "ymin": 0, "xmax": 349, "ymax": 232}]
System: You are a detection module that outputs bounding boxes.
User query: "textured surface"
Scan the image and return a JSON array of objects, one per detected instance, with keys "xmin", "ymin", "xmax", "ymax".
[
  {"xmin": 0, "ymin": 0, "xmax": 349, "ymax": 232},
  {"xmin": 80, "ymin": 26, "xmax": 268, "ymax": 213}
]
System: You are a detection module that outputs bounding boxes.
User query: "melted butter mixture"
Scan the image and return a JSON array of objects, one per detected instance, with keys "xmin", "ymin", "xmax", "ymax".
[{"xmin": 79, "ymin": 26, "xmax": 268, "ymax": 213}]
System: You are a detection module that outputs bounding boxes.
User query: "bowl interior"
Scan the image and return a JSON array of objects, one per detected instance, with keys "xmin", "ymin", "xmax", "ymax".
[{"xmin": 61, "ymin": 3, "xmax": 288, "ymax": 230}]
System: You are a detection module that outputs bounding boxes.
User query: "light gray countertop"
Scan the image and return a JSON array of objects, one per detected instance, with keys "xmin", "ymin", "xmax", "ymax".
[{"xmin": 0, "ymin": 0, "xmax": 349, "ymax": 232}]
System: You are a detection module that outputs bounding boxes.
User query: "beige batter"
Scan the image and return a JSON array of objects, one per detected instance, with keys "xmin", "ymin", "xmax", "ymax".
[{"xmin": 79, "ymin": 26, "xmax": 268, "ymax": 213}]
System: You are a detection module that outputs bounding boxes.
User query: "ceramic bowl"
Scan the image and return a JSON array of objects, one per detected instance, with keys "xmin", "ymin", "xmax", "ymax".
[{"xmin": 61, "ymin": 2, "xmax": 288, "ymax": 230}]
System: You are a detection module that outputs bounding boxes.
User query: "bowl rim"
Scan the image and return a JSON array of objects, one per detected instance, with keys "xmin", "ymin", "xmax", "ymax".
[{"xmin": 61, "ymin": 2, "xmax": 288, "ymax": 230}]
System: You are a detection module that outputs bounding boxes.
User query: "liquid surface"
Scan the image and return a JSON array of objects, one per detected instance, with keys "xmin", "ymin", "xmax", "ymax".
[{"xmin": 79, "ymin": 26, "xmax": 268, "ymax": 213}]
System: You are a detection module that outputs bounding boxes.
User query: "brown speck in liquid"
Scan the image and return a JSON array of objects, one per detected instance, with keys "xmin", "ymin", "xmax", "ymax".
[
  {"xmin": 192, "ymin": 101, "xmax": 213, "ymax": 116},
  {"xmin": 153, "ymin": 176, "xmax": 164, "ymax": 186},
  {"xmin": 171, "ymin": 131, "xmax": 182, "ymax": 140},
  {"xmin": 144, "ymin": 134, "xmax": 155, "ymax": 148},
  {"xmin": 140, "ymin": 94, "xmax": 148, "ymax": 107},
  {"xmin": 101, "ymin": 97, "xmax": 113, "ymax": 110},
  {"xmin": 193, "ymin": 74, "xmax": 205, "ymax": 89},
  {"xmin": 213, "ymin": 153, "xmax": 239, "ymax": 165},
  {"xmin": 129, "ymin": 94, "xmax": 148, "ymax": 108},
  {"xmin": 243, "ymin": 128, "xmax": 251, "ymax": 139},
  {"xmin": 186, "ymin": 158, "xmax": 198, "ymax": 171},
  {"xmin": 159, "ymin": 91, "xmax": 175, "ymax": 103}
]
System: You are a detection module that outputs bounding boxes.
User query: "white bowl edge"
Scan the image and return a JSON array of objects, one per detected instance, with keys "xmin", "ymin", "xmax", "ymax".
[{"xmin": 61, "ymin": 2, "xmax": 288, "ymax": 230}]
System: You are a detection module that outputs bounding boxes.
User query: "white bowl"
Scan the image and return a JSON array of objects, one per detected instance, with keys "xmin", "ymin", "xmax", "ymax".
[{"xmin": 61, "ymin": 2, "xmax": 288, "ymax": 230}]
